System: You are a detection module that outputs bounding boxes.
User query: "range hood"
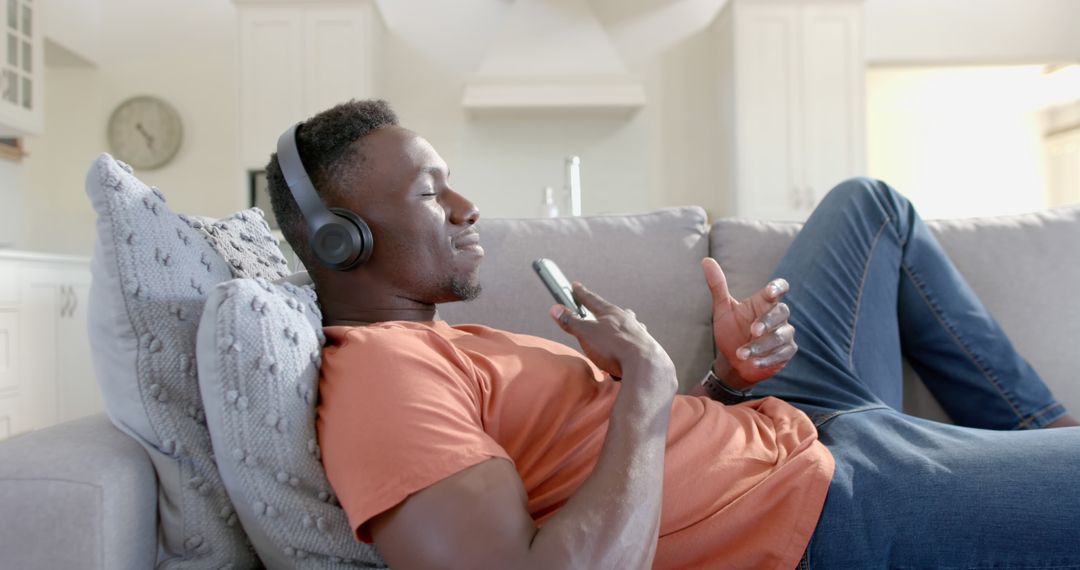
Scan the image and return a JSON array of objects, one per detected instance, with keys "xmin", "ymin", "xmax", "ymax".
[{"xmin": 462, "ymin": 0, "xmax": 646, "ymax": 111}]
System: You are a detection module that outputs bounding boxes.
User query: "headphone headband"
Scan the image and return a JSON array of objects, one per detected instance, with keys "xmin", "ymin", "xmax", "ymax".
[
  {"xmin": 276, "ymin": 123, "xmax": 332, "ymax": 228},
  {"xmin": 275, "ymin": 122, "xmax": 373, "ymax": 270}
]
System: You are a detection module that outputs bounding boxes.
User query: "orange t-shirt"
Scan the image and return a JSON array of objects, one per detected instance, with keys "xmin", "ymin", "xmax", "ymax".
[{"xmin": 318, "ymin": 321, "xmax": 834, "ymax": 570}]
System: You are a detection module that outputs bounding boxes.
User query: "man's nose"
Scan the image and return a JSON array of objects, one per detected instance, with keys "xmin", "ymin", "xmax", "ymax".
[{"xmin": 448, "ymin": 191, "xmax": 480, "ymax": 226}]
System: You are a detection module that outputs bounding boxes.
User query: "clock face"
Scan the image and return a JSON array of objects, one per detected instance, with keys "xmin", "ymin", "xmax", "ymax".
[{"xmin": 106, "ymin": 96, "xmax": 184, "ymax": 170}]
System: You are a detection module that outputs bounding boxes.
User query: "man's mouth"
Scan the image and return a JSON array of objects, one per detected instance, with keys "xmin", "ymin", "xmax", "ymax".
[{"xmin": 452, "ymin": 230, "xmax": 484, "ymax": 255}]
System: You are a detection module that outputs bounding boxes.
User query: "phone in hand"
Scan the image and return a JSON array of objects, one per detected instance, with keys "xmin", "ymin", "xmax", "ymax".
[{"xmin": 532, "ymin": 258, "xmax": 595, "ymax": 321}]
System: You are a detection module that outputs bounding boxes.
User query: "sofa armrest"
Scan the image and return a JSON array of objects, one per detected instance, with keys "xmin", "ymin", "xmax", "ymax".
[{"xmin": 0, "ymin": 414, "xmax": 157, "ymax": 570}]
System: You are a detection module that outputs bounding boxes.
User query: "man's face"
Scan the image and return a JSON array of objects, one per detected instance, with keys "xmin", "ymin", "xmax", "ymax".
[{"xmin": 337, "ymin": 126, "xmax": 483, "ymax": 304}]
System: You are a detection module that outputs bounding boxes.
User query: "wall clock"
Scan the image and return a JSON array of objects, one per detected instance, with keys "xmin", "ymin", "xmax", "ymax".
[{"xmin": 106, "ymin": 95, "xmax": 184, "ymax": 170}]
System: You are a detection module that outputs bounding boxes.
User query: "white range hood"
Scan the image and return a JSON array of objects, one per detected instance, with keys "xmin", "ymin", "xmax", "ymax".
[{"xmin": 462, "ymin": 0, "xmax": 646, "ymax": 111}]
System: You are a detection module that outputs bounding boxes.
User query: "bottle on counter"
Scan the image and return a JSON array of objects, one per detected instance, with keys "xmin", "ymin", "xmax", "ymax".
[
  {"xmin": 564, "ymin": 156, "xmax": 582, "ymax": 217},
  {"xmin": 540, "ymin": 186, "xmax": 559, "ymax": 218}
]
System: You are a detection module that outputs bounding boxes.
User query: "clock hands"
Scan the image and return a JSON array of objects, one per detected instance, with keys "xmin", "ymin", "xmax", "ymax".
[{"xmin": 135, "ymin": 122, "xmax": 156, "ymax": 151}]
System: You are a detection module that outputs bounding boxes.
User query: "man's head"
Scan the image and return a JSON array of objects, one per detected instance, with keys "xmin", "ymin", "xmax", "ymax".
[{"xmin": 266, "ymin": 100, "xmax": 483, "ymax": 321}]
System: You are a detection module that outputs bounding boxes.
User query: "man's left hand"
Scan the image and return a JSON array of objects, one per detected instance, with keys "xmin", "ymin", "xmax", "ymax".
[{"xmin": 701, "ymin": 257, "xmax": 798, "ymax": 390}]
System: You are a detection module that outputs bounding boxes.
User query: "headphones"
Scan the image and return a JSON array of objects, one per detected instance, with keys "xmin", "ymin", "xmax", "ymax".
[{"xmin": 275, "ymin": 123, "xmax": 374, "ymax": 270}]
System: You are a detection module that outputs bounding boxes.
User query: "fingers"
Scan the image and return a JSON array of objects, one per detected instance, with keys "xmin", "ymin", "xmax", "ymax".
[
  {"xmin": 746, "ymin": 278, "xmax": 789, "ymax": 320},
  {"xmin": 549, "ymin": 304, "xmax": 584, "ymax": 333},
  {"xmin": 571, "ymin": 282, "xmax": 616, "ymax": 314},
  {"xmin": 701, "ymin": 258, "xmax": 732, "ymax": 305},
  {"xmin": 751, "ymin": 342, "xmax": 798, "ymax": 369},
  {"xmin": 736, "ymin": 324, "xmax": 794, "ymax": 360},
  {"xmin": 751, "ymin": 301, "xmax": 790, "ymax": 337}
]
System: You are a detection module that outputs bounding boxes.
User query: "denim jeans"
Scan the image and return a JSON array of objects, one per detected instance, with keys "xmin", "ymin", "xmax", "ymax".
[{"xmin": 753, "ymin": 178, "xmax": 1080, "ymax": 568}]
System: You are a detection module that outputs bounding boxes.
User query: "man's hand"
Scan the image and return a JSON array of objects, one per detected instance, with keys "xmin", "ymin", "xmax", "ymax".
[
  {"xmin": 550, "ymin": 282, "xmax": 677, "ymax": 397},
  {"xmin": 702, "ymin": 257, "xmax": 797, "ymax": 389}
]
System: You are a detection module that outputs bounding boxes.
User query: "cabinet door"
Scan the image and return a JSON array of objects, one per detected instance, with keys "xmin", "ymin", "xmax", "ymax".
[
  {"xmin": 0, "ymin": 305, "xmax": 17, "ymax": 439},
  {"xmin": 55, "ymin": 271, "xmax": 100, "ymax": 423},
  {"xmin": 302, "ymin": 3, "xmax": 381, "ymax": 117},
  {"xmin": 800, "ymin": 2, "xmax": 865, "ymax": 209},
  {"xmin": 18, "ymin": 262, "xmax": 99, "ymax": 430},
  {"xmin": 239, "ymin": 6, "xmax": 305, "ymax": 169},
  {"xmin": 19, "ymin": 265, "xmax": 59, "ymax": 430},
  {"xmin": 734, "ymin": 3, "xmax": 805, "ymax": 221},
  {"xmin": 0, "ymin": 0, "xmax": 42, "ymax": 135},
  {"xmin": 1046, "ymin": 128, "xmax": 1080, "ymax": 208}
]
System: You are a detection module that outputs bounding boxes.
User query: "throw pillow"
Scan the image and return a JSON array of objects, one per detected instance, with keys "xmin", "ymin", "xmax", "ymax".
[
  {"xmin": 197, "ymin": 278, "xmax": 386, "ymax": 569},
  {"xmin": 85, "ymin": 153, "xmax": 289, "ymax": 568}
]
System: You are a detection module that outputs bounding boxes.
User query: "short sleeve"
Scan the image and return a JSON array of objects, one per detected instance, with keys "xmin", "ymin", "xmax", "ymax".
[{"xmin": 317, "ymin": 327, "xmax": 512, "ymax": 542}]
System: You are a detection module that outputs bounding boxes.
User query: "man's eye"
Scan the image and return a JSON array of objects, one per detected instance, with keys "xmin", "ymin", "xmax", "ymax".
[{"xmin": 420, "ymin": 193, "xmax": 437, "ymax": 197}]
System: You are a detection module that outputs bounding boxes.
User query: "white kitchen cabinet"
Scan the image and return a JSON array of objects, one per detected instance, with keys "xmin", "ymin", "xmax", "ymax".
[
  {"xmin": 0, "ymin": 0, "xmax": 43, "ymax": 135},
  {"xmin": 1046, "ymin": 127, "xmax": 1080, "ymax": 208},
  {"xmin": 0, "ymin": 252, "xmax": 98, "ymax": 441},
  {"xmin": 237, "ymin": 0, "xmax": 384, "ymax": 169},
  {"xmin": 715, "ymin": 0, "xmax": 865, "ymax": 221},
  {"xmin": 0, "ymin": 305, "xmax": 18, "ymax": 439}
]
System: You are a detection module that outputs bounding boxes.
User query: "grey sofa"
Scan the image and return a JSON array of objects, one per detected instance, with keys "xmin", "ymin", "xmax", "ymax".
[{"xmin": 3, "ymin": 197, "xmax": 1079, "ymax": 568}]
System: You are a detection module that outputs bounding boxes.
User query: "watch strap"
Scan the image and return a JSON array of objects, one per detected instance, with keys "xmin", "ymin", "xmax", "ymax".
[{"xmin": 701, "ymin": 369, "xmax": 752, "ymax": 405}]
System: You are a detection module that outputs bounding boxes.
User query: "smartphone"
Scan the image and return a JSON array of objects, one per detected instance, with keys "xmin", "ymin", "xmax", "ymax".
[{"xmin": 532, "ymin": 258, "xmax": 595, "ymax": 321}]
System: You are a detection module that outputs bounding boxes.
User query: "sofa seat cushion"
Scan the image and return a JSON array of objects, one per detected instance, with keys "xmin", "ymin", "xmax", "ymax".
[
  {"xmin": 436, "ymin": 207, "xmax": 714, "ymax": 393},
  {"xmin": 85, "ymin": 153, "xmax": 290, "ymax": 568},
  {"xmin": 709, "ymin": 205, "xmax": 1080, "ymax": 420},
  {"xmin": 198, "ymin": 278, "xmax": 385, "ymax": 569}
]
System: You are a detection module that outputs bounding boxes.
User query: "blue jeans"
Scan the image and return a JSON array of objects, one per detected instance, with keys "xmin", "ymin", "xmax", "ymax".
[{"xmin": 754, "ymin": 178, "xmax": 1080, "ymax": 568}]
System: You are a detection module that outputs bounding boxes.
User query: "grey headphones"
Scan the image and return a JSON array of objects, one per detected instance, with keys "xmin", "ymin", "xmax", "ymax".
[{"xmin": 275, "ymin": 123, "xmax": 374, "ymax": 270}]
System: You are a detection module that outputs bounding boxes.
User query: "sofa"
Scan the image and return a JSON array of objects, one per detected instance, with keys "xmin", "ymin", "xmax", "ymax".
[{"xmin": 2, "ymin": 159, "xmax": 1079, "ymax": 568}]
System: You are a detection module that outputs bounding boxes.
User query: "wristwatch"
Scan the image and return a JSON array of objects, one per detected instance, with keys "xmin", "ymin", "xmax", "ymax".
[{"xmin": 701, "ymin": 369, "xmax": 752, "ymax": 405}]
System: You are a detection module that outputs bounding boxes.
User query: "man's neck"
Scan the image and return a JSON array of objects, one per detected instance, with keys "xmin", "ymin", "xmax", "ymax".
[{"xmin": 324, "ymin": 305, "xmax": 438, "ymax": 326}]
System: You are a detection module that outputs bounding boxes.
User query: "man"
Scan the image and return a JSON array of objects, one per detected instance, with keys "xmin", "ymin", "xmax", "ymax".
[{"xmin": 266, "ymin": 99, "xmax": 1080, "ymax": 569}]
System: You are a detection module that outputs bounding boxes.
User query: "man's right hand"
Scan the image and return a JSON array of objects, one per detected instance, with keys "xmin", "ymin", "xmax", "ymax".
[{"xmin": 550, "ymin": 282, "xmax": 677, "ymax": 396}]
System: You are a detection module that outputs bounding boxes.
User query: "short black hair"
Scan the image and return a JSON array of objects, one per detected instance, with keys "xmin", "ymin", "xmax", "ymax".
[{"xmin": 265, "ymin": 99, "xmax": 399, "ymax": 270}]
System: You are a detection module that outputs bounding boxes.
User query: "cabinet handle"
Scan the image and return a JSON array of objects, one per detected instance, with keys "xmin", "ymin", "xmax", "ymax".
[{"xmin": 60, "ymin": 285, "xmax": 73, "ymax": 318}]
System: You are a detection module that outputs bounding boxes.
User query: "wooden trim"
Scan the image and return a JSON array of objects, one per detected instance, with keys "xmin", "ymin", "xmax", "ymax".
[
  {"xmin": 1046, "ymin": 123, "xmax": 1080, "ymax": 139},
  {"xmin": 0, "ymin": 138, "xmax": 26, "ymax": 162}
]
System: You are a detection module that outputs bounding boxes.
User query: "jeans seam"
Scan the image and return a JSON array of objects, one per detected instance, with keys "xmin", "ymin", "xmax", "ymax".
[
  {"xmin": 1015, "ymin": 401, "xmax": 1066, "ymax": 429},
  {"xmin": 847, "ymin": 218, "xmax": 892, "ymax": 371},
  {"xmin": 811, "ymin": 404, "xmax": 892, "ymax": 428},
  {"xmin": 900, "ymin": 263, "xmax": 1028, "ymax": 424}
]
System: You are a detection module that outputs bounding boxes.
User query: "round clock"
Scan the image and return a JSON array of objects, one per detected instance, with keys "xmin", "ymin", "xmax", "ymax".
[{"xmin": 106, "ymin": 96, "xmax": 184, "ymax": 170}]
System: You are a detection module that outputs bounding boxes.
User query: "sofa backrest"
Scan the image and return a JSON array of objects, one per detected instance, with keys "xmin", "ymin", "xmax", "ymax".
[
  {"xmin": 436, "ymin": 207, "xmax": 716, "ymax": 393},
  {"xmin": 710, "ymin": 205, "xmax": 1080, "ymax": 420}
]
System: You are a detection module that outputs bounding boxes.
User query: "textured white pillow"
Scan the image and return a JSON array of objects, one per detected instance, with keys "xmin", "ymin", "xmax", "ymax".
[
  {"xmin": 85, "ymin": 153, "xmax": 289, "ymax": 568},
  {"xmin": 198, "ymin": 278, "xmax": 386, "ymax": 569}
]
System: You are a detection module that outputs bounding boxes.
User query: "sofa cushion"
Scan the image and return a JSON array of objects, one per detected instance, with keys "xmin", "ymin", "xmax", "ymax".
[
  {"xmin": 197, "ymin": 278, "xmax": 385, "ymax": 569},
  {"xmin": 709, "ymin": 205, "xmax": 1080, "ymax": 421},
  {"xmin": 436, "ymin": 207, "xmax": 715, "ymax": 393},
  {"xmin": 85, "ymin": 153, "xmax": 289, "ymax": 568}
]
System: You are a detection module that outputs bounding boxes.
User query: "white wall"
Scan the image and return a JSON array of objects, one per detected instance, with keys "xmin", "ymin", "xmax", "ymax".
[
  {"xmin": 42, "ymin": 0, "xmax": 101, "ymax": 64},
  {"xmin": 20, "ymin": 0, "xmax": 726, "ymax": 255},
  {"xmin": 21, "ymin": 0, "xmax": 241, "ymax": 255},
  {"xmin": 866, "ymin": 66, "xmax": 1052, "ymax": 219},
  {"xmin": 17, "ymin": 0, "xmax": 1080, "ymax": 255},
  {"xmin": 865, "ymin": 0, "xmax": 1080, "ymax": 64}
]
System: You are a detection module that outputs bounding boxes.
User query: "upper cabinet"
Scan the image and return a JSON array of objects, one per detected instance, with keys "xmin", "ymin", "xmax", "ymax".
[
  {"xmin": 236, "ymin": 0, "xmax": 384, "ymax": 169},
  {"xmin": 0, "ymin": 0, "xmax": 43, "ymax": 136},
  {"xmin": 714, "ymin": 0, "xmax": 865, "ymax": 221}
]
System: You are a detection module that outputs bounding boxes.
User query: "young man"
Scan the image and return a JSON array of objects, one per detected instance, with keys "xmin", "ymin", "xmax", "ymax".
[{"xmin": 266, "ymin": 99, "xmax": 1080, "ymax": 569}]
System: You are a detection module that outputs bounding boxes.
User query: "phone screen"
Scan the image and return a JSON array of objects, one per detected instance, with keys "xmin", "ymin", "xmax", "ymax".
[{"xmin": 532, "ymin": 258, "xmax": 595, "ymax": 320}]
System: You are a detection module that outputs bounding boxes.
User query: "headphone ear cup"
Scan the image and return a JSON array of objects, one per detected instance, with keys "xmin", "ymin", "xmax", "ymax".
[{"xmin": 311, "ymin": 208, "xmax": 374, "ymax": 270}]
